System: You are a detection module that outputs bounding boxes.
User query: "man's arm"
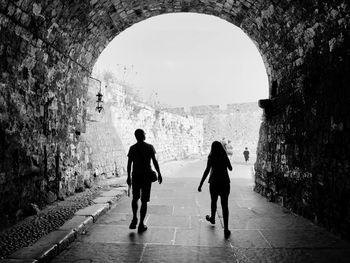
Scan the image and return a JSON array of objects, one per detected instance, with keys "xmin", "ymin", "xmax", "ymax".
[
  {"xmin": 151, "ymin": 155, "xmax": 162, "ymax": 184},
  {"xmin": 127, "ymin": 157, "xmax": 132, "ymax": 186}
]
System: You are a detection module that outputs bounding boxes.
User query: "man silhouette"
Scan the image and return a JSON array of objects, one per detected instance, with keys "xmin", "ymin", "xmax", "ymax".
[{"xmin": 127, "ymin": 129, "xmax": 162, "ymax": 233}]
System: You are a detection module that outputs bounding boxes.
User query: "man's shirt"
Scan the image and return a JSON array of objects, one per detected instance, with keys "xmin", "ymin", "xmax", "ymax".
[{"xmin": 128, "ymin": 141, "xmax": 156, "ymax": 177}]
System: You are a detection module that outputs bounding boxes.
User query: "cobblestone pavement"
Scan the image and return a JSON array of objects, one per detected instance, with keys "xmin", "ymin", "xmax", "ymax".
[
  {"xmin": 0, "ymin": 183, "xmax": 122, "ymax": 259},
  {"xmin": 52, "ymin": 161, "xmax": 350, "ymax": 263}
]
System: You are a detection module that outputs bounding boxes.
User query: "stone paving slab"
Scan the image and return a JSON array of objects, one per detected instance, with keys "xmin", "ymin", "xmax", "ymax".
[
  {"xmin": 174, "ymin": 227, "xmax": 232, "ymax": 247},
  {"xmin": 0, "ymin": 259, "xmax": 38, "ymax": 263},
  {"xmin": 218, "ymin": 206, "xmax": 271, "ymax": 220},
  {"xmin": 82, "ymin": 225, "xmax": 175, "ymax": 245},
  {"xmin": 152, "ymin": 191, "xmax": 197, "ymax": 199},
  {"xmin": 234, "ymin": 248, "xmax": 350, "ymax": 263},
  {"xmin": 98, "ymin": 212, "xmax": 133, "ymax": 226},
  {"xmin": 158, "ymin": 182, "xmax": 186, "ymax": 187},
  {"xmin": 101, "ymin": 188, "xmax": 126, "ymax": 197},
  {"xmin": 303, "ymin": 248, "xmax": 350, "ymax": 263},
  {"xmin": 152, "ymin": 188, "xmax": 176, "ymax": 193},
  {"xmin": 173, "ymin": 205, "xmax": 200, "ymax": 216},
  {"xmin": 234, "ymin": 248, "xmax": 312, "ymax": 263},
  {"xmin": 107, "ymin": 198, "xmax": 131, "ymax": 213},
  {"xmin": 147, "ymin": 205, "xmax": 173, "ymax": 215},
  {"xmin": 248, "ymin": 216, "xmax": 315, "ymax": 230},
  {"xmin": 8, "ymin": 230, "xmax": 75, "ymax": 261},
  {"xmin": 58, "ymin": 215, "xmax": 94, "ymax": 234},
  {"xmin": 229, "ymin": 230, "xmax": 271, "ymax": 248},
  {"xmin": 223, "ymin": 215, "xmax": 318, "ymax": 230},
  {"xmin": 147, "ymin": 215, "xmax": 190, "ymax": 228},
  {"xmin": 150, "ymin": 198, "xmax": 197, "ymax": 206},
  {"xmin": 261, "ymin": 229, "xmax": 350, "ymax": 248},
  {"xmin": 51, "ymin": 242, "xmax": 144, "ymax": 263},
  {"xmin": 190, "ymin": 215, "xmax": 214, "ymax": 229},
  {"xmin": 75, "ymin": 204, "xmax": 110, "ymax": 222},
  {"xmin": 141, "ymin": 245, "xmax": 240, "ymax": 263},
  {"xmin": 241, "ymin": 204, "xmax": 290, "ymax": 217},
  {"xmin": 50, "ymin": 162, "xmax": 350, "ymax": 262},
  {"xmin": 92, "ymin": 196, "xmax": 118, "ymax": 205}
]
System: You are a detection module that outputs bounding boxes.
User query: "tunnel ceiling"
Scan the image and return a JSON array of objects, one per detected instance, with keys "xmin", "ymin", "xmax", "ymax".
[{"xmin": 2, "ymin": 0, "xmax": 347, "ymax": 93}]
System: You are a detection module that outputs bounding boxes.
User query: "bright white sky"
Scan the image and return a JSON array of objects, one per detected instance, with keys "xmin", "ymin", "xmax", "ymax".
[{"xmin": 93, "ymin": 13, "xmax": 268, "ymax": 107}]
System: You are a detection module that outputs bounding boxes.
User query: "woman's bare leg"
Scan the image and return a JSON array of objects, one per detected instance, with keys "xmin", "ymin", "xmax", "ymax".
[{"xmin": 221, "ymin": 195, "xmax": 229, "ymax": 230}]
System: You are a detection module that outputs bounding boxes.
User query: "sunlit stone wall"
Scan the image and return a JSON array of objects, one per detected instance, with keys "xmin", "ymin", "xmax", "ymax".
[
  {"xmin": 190, "ymin": 103, "xmax": 262, "ymax": 162},
  {"xmin": 83, "ymin": 81, "xmax": 204, "ymax": 178}
]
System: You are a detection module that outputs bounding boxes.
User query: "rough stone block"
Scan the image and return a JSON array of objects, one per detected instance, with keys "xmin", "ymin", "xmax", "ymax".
[
  {"xmin": 8, "ymin": 230, "xmax": 73, "ymax": 261},
  {"xmin": 75, "ymin": 204, "xmax": 109, "ymax": 222},
  {"xmin": 0, "ymin": 259, "xmax": 38, "ymax": 263},
  {"xmin": 57, "ymin": 230, "xmax": 77, "ymax": 253},
  {"xmin": 58, "ymin": 215, "xmax": 88, "ymax": 233},
  {"xmin": 82, "ymin": 216, "xmax": 94, "ymax": 230},
  {"xmin": 92, "ymin": 196, "xmax": 117, "ymax": 205},
  {"xmin": 100, "ymin": 188, "xmax": 126, "ymax": 197}
]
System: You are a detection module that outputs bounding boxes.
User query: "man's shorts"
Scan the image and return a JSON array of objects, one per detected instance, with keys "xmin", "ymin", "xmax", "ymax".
[{"xmin": 132, "ymin": 179, "xmax": 152, "ymax": 202}]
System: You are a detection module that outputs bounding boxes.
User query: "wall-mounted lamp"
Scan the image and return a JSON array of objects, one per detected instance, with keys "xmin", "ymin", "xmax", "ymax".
[
  {"xmin": 96, "ymin": 87, "xmax": 103, "ymax": 113},
  {"xmin": 89, "ymin": 76, "xmax": 104, "ymax": 113}
]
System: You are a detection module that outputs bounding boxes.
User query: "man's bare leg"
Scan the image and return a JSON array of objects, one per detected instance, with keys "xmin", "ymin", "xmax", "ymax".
[
  {"xmin": 129, "ymin": 198, "xmax": 138, "ymax": 229},
  {"xmin": 138, "ymin": 201, "xmax": 148, "ymax": 232}
]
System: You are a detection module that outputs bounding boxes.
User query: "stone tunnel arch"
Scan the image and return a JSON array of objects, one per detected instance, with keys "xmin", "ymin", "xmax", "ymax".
[
  {"xmin": 0, "ymin": 1, "xmax": 349, "ymax": 238},
  {"xmin": 90, "ymin": 12, "xmax": 269, "ymax": 168}
]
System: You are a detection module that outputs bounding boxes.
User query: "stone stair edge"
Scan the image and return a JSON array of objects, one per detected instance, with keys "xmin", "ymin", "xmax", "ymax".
[{"xmin": 0, "ymin": 186, "xmax": 128, "ymax": 263}]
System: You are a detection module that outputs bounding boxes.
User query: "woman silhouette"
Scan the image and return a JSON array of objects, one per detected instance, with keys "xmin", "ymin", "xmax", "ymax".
[{"xmin": 198, "ymin": 141, "xmax": 232, "ymax": 238}]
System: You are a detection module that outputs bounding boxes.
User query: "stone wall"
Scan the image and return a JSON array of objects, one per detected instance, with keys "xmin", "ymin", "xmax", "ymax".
[
  {"xmin": 190, "ymin": 103, "xmax": 262, "ymax": 162},
  {"xmin": 81, "ymin": 80, "xmax": 126, "ymax": 179},
  {"xmin": 0, "ymin": 4, "xmax": 91, "ymax": 225},
  {"xmin": 254, "ymin": 1, "xmax": 350, "ymax": 239},
  {"xmin": 83, "ymin": 81, "xmax": 204, "ymax": 178},
  {"xmin": 163, "ymin": 107, "xmax": 187, "ymax": 116}
]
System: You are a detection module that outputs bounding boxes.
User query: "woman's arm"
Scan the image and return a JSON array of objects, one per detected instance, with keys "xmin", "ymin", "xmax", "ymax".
[
  {"xmin": 198, "ymin": 159, "xmax": 211, "ymax": 192},
  {"xmin": 227, "ymin": 156, "xmax": 232, "ymax": 171}
]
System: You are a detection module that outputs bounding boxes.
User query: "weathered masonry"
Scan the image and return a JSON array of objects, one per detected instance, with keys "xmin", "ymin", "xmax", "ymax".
[{"xmin": 0, "ymin": 0, "xmax": 349, "ymax": 238}]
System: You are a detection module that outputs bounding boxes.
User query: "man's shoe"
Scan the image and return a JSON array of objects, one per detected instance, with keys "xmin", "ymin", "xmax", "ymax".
[
  {"xmin": 205, "ymin": 215, "xmax": 215, "ymax": 224},
  {"xmin": 138, "ymin": 224, "xmax": 148, "ymax": 233},
  {"xmin": 129, "ymin": 218, "xmax": 138, "ymax": 229},
  {"xmin": 224, "ymin": 229, "xmax": 231, "ymax": 239}
]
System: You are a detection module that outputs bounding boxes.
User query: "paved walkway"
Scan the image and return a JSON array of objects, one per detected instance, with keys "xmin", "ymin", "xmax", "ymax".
[{"xmin": 52, "ymin": 160, "xmax": 350, "ymax": 263}]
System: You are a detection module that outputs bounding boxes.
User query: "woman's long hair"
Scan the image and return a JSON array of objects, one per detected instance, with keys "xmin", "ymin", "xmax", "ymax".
[{"xmin": 208, "ymin": 141, "xmax": 227, "ymax": 162}]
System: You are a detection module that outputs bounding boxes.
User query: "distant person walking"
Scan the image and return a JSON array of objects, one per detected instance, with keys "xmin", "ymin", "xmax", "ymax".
[
  {"xmin": 225, "ymin": 140, "xmax": 233, "ymax": 157},
  {"xmin": 127, "ymin": 129, "xmax": 162, "ymax": 233},
  {"xmin": 198, "ymin": 141, "xmax": 232, "ymax": 238},
  {"xmin": 243, "ymin": 147, "xmax": 250, "ymax": 163},
  {"xmin": 221, "ymin": 137, "xmax": 227, "ymax": 151}
]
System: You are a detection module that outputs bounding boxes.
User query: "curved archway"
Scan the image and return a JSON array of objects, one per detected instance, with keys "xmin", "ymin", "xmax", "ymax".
[
  {"xmin": 93, "ymin": 13, "xmax": 269, "ymax": 107},
  {"xmin": 0, "ymin": 1, "xmax": 349, "ymax": 238},
  {"xmin": 89, "ymin": 12, "xmax": 268, "ymax": 172}
]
